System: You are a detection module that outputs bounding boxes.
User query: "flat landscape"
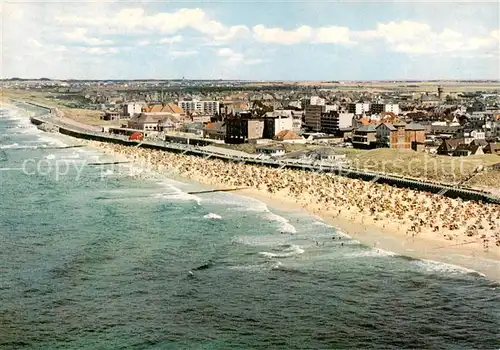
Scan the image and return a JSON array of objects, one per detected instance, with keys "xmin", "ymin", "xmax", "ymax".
[
  {"xmin": 243, "ymin": 81, "xmax": 500, "ymax": 93},
  {"xmin": 2, "ymin": 89, "xmax": 120, "ymax": 127}
]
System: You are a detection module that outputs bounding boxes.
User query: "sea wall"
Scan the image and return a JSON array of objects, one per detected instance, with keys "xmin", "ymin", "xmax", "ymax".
[{"xmin": 30, "ymin": 116, "xmax": 500, "ymax": 205}]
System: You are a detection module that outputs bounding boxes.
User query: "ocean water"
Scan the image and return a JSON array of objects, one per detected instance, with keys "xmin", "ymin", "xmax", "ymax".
[{"xmin": 1, "ymin": 106, "xmax": 499, "ymax": 349}]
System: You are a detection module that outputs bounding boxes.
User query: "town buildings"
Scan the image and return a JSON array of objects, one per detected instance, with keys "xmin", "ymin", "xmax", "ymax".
[
  {"xmin": 304, "ymin": 105, "xmax": 325, "ymax": 132},
  {"xmin": 101, "ymin": 110, "xmax": 121, "ymax": 121},
  {"xmin": 348, "ymin": 102, "xmax": 370, "ymax": 115},
  {"xmin": 264, "ymin": 110, "xmax": 295, "ymax": 137},
  {"xmin": 320, "ymin": 111, "xmax": 355, "ymax": 135},
  {"xmin": 268, "ymin": 115, "xmax": 294, "ymax": 137},
  {"xmin": 274, "ymin": 130, "xmax": 305, "ymax": 143},
  {"xmin": 370, "ymin": 103, "xmax": 400, "ymax": 115},
  {"xmin": 225, "ymin": 116, "xmax": 265, "ymax": 144},
  {"xmin": 203, "ymin": 122, "xmax": 226, "ymax": 140},
  {"xmin": 122, "ymin": 102, "xmax": 144, "ymax": 118},
  {"xmin": 375, "ymin": 122, "xmax": 426, "ymax": 149},
  {"xmin": 436, "ymin": 139, "xmax": 485, "ymax": 156},
  {"xmin": 256, "ymin": 144, "xmax": 286, "ymax": 157},
  {"xmin": 352, "ymin": 124, "xmax": 377, "ymax": 148},
  {"xmin": 127, "ymin": 103, "xmax": 185, "ymax": 131},
  {"xmin": 178, "ymin": 100, "xmax": 220, "ymax": 115},
  {"xmin": 224, "ymin": 111, "xmax": 296, "ymax": 143},
  {"xmin": 143, "ymin": 103, "xmax": 185, "ymax": 118},
  {"xmin": 128, "ymin": 114, "xmax": 179, "ymax": 131},
  {"xmin": 309, "ymin": 96, "xmax": 326, "ymax": 106}
]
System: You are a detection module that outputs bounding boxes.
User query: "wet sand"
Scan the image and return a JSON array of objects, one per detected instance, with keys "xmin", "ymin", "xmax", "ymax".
[{"xmin": 86, "ymin": 141, "xmax": 500, "ymax": 280}]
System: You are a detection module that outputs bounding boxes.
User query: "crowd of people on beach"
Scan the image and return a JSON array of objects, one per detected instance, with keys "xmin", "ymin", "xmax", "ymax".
[{"xmin": 88, "ymin": 141, "xmax": 500, "ymax": 252}]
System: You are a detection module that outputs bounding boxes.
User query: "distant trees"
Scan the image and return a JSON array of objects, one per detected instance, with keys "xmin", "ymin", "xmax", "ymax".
[
  {"xmin": 251, "ymin": 100, "xmax": 274, "ymax": 117},
  {"xmin": 457, "ymin": 115, "xmax": 469, "ymax": 125}
]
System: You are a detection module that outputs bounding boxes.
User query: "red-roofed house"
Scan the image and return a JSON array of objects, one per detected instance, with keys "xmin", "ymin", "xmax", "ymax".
[{"xmin": 274, "ymin": 130, "xmax": 305, "ymax": 144}]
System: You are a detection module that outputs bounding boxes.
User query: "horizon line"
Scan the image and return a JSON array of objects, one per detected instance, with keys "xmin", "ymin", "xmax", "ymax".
[{"xmin": 2, "ymin": 78, "xmax": 500, "ymax": 83}]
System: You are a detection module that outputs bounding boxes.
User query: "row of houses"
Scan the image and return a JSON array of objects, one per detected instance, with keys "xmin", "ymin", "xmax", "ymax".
[
  {"xmin": 102, "ymin": 99, "xmax": 221, "ymax": 122},
  {"xmin": 351, "ymin": 119, "xmax": 426, "ymax": 149},
  {"xmin": 437, "ymin": 139, "xmax": 499, "ymax": 156},
  {"xmin": 202, "ymin": 111, "xmax": 305, "ymax": 144}
]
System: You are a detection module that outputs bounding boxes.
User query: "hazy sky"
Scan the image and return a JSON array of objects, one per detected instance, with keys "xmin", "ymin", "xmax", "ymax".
[{"xmin": 1, "ymin": 1, "xmax": 498, "ymax": 80}]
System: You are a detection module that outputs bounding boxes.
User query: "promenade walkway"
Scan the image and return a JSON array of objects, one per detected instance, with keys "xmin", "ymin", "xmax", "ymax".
[{"xmin": 28, "ymin": 108, "xmax": 500, "ymax": 205}]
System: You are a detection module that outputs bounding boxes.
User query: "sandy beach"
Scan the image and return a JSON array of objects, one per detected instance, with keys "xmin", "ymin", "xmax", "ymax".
[{"xmin": 82, "ymin": 140, "xmax": 500, "ymax": 280}]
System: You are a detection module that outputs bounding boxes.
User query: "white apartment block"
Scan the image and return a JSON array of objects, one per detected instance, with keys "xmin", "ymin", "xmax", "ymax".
[
  {"xmin": 349, "ymin": 103, "xmax": 370, "ymax": 115},
  {"xmin": 383, "ymin": 104, "xmax": 400, "ymax": 115},
  {"xmin": 310, "ymin": 96, "xmax": 326, "ymax": 106},
  {"xmin": 273, "ymin": 116, "xmax": 294, "ymax": 136},
  {"xmin": 123, "ymin": 102, "xmax": 143, "ymax": 117},
  {"xmin": 178, "ymin": 100, "xmax": 220, "ymax": 115},
  {"xmin": 338, "ymin": 113, "xmax": 355, "ymax": 129},
  {"xmin": 266, "ymin": 111, "xmax": 295, "ymax": 135},
  {"xmin": 325, "ymin": 104, "xmax": 338, "ymax": 112}
]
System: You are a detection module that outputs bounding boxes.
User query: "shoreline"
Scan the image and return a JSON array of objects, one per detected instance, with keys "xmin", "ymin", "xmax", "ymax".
[
  {"xmin": 236, "ymin": 188, "xmax": 499, "ymax": 280},
  {"xmin": 83, "ymin": 141, "xmax": 500, "ymax": 281},
  {"xmin": 194, "ymin": 180, "xmax": 500, "ymax": 281}
]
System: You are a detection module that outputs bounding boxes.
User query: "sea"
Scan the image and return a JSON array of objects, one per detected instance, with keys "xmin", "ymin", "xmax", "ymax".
[{"xmin": 1, "ymin": 104, "xmax": 499, "ymax": 349}]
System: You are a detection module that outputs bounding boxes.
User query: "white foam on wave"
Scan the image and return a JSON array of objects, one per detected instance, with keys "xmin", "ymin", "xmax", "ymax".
[
  {"xmin": 156, "ymin": 177, "xmax": 192, "ymax": 187},
  {"xmin": 153, "ymin": 183, "xmax": 202, "ymax": 205},
  {"xmin": 313, "ymin": 221, "xmax": 353, "ymax": 239},
  {"xmin": 342, "ymin": 248, "xmax": 399, "ymax": 259},
  {"xmin": 209, "ymin": 193, "xmax": 269, "ymax": 212},
  {"xmin": 13, "ymin": 126, "xmax": 39, "ymax": 135},
  {"xmin": 272, "ymin": 261, "xmax": 283, "ymax": 269},
  {"xmin": 227, "ymin": 260, "xmax": 284, "ymax": 272},
  {"xmin": 195, "ymin": 191, "xmax": 297, "ymax": 233},
  {"xmin": 259, "ymin": 244, "xmax": 305, "ymax": 259},
  {"xmin": 122, "ymin": 163, "xmax": 163, "ymax": 179},
  {"xmin": 45, "ymin": 154, "xmax": 56, "ymax": 160},
  {"xmin": 264, "ymin": 212, "xmax": 297, "ymax": 234},
  {"xmin": 313, "ymin": 221, "xmax": 330, "ymax": 227},
  {"xmin": 211, "ymin": 193, "xmax": 297, "ymax": 234},
  {"xmin": 227, "ymin": 264, "xmax": 267, "ymax": 272},
  {"xmin": 0, "ymin": 167, "xmax": 24, "ymax": 171},
  {"xmin": 204, "ymin": 213, "xmax": 222, "ymax": 220},
  {"xmin": 33, "ymin": 133, "xmax": 70, "ymax": 148},
  {"xmin": 411, "ymin": 259, "xmax": 486, "ymax": 278},
  {"xmin": 0, "ymin": 143, "xmax": 42, "ymax": 150},
  {"xmin": 0, "ymin": 143, "xmax": 20, "ymax": 149},
  {"xmin": 59, "ymin": 152, "xmax": 81, "ymax": 160},
  {"xmin": 234, "ymin": 235, "xmax": 288, "ymax": 247},
  {"xmin": 1, "ymin": 110, "xmax": 40, "ymax": 134}
]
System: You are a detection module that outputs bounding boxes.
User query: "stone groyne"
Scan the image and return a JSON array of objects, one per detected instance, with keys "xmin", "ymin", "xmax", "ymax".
[{"xmin": 13, "ymin": 100, "xmax": 54, "ymax": 114}]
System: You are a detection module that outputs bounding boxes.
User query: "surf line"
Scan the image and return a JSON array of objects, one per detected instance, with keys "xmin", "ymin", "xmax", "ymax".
[
  {"xmin": 4, "ymin": 145, "xmax": 85, "ymax": 151},
  {"xmin": 433, "ymin": 240, "xmax": 480, "ymax": 249},
  {"xmin": 0, "ymin": 167, "xmax": 23, "ymax": 171}
]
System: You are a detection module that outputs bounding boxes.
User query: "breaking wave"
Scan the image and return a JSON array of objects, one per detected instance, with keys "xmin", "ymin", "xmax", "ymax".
[
  {"xmin": 204, "ymin": 213, "xmax": 222, "ymax": 220},
  {"xmin": 259, "ymin": 244, "xmax": 305, "ymax": 258}
]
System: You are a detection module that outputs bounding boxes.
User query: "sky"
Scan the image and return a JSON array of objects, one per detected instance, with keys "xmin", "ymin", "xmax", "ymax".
[{"xmin": 0, "ymin": 0, "xmax": 499, "ymax": 80}]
